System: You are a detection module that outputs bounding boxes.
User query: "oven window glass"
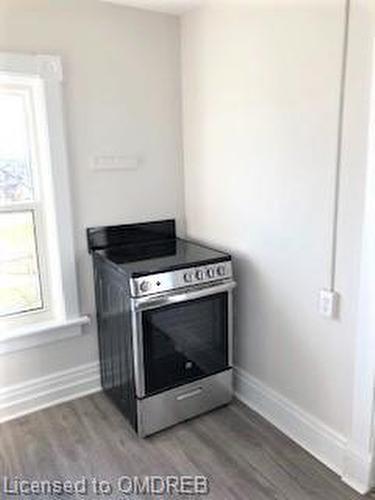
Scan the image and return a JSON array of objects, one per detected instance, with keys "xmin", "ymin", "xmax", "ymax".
[{"xmin": 142, "ymin": 292, "xmax": 228, "ymax": 395}]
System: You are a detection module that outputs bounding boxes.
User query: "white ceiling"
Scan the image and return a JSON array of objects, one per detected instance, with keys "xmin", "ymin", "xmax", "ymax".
[{"xmin": 101, "ymin": 0, "xmax": 204, "ymax": 15}]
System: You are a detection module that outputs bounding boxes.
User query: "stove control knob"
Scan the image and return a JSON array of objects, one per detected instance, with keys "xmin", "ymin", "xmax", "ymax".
[
  {"xmin": 139, "ymin": 280, "xmax": 151, "ymax": 293},
  {"xmin": 207, "ymin": 267, "xmax": 215, "ymax": 278},
  {"xmin": 217, "ymin": 265, "xmax": 226, "ymax": 277},
  {"xmin": 195, "ymin": 270, "xmax": 204, "ymax": 281},
  {"xmin": 184, "ymin": 272, "xmax": 193, "ymax": 283}
]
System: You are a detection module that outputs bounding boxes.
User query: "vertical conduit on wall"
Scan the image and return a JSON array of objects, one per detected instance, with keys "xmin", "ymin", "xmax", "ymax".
[{"xmin": 329, "ymin": 0, "xmax": 351, "ymax": 291}]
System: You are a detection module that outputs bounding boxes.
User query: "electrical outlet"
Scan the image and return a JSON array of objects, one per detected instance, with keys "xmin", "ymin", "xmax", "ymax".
[{"xmin": 319, "ymin": 289, "xmax": 339, "ymax": 319}]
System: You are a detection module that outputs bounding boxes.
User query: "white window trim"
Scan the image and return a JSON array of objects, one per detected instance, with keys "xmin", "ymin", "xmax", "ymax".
[{"xmin": 0, "ymin": 52, "xmax": 89, "ymax": 354}]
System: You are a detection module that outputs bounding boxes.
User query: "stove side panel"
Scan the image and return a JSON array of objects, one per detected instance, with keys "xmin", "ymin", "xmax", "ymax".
[{"xmin": 93, "ymin": 254, "xmax": 137, "ymax": 432}]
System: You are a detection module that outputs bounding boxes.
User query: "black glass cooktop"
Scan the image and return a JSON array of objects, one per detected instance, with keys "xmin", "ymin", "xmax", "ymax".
[
  {"xmin": 97, "ymin": 238, "xmax": 230, "ymax": 277},
  {"xmin": 87, "ymin": 220, "xmax": 230, "ymax": 277}
]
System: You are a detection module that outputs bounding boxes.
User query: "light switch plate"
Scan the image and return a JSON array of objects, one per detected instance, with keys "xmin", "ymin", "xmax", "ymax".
[
  {"xmin": 319, "ymin": 289, "xmax": 340, "ymax": 319},
  {"xmin": 92, "ymin": 155, "xmax": 139, "ymax": 171}
]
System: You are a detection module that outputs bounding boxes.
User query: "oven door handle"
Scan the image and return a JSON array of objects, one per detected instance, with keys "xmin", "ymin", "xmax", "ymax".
[{"xmin": 131, "ymin": 280, "xmax": 236, "ymax": 312}]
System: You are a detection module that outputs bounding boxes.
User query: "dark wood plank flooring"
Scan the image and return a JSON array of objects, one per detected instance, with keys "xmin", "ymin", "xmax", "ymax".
[{"xmin": 0, "ymin": 393, "xmax": 373, "ymax": 499}]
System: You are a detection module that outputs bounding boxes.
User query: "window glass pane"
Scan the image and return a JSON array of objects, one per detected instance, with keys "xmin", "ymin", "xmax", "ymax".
[
  {"xmin": 0, "ymin": 92, "xmax": 34, "ymax": 204},
  {"xmin": 0, "ymin": 211, "xmax": 43, "ymax": 316}
]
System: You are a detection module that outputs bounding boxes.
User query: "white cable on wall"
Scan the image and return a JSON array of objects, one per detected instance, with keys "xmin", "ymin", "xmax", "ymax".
[{"xmin": 329, "ymin": 0, "xmax": 351, "ymax": 291}]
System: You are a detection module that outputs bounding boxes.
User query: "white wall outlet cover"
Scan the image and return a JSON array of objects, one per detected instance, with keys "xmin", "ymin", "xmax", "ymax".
[
  {"xmin": 319, "ymin": 289, "xmax": 340, "ymax": 319},
  {"xmin": 92, "ymin": 155, "xmax": 140, "ymax": 171}
]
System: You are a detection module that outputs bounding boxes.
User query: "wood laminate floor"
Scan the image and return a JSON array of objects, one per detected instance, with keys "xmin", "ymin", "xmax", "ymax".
[{"xmin": 0, "ymin": 393, "xmax": 373, "ymax": 499}]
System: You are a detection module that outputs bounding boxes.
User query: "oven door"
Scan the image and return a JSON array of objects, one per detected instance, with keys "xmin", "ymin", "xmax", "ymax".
[{"xmin": 131, "ymin": 280, "xmax": 235, "ymax": 398}]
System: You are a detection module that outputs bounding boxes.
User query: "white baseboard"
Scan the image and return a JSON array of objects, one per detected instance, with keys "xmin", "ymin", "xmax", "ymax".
[
  {"xmin": 0, "ymin": 361, "xmax": 101, "ymax": 423},
  {"xmin": 342, "ymin": 445, "xmax": 373, "ymax": 495},
  {"xmin": 234, "ymin": 366, "xmax": 347, "ymax": 477}
]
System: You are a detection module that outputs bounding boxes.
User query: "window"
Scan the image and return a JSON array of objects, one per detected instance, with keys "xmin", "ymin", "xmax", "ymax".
[
  {"xmin": 0, "ymin": 81, "xmax": 46, "ymax": 318},
  {"xmin": 0, "ymin": 53, "xmax": 88, "ymax": 352}
]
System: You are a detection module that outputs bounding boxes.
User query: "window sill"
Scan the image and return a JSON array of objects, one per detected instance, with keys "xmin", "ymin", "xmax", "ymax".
[{"xmin": 0, "ymin": 316, "xmax": 91, "ymax": 355}]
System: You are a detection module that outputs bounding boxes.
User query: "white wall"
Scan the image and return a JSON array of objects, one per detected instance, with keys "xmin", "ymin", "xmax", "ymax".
[
  {"xmin": 0, "ymin": 0, "xmax": 184, "ymax": 387},
  {"xmin": 181, "ymin": 0, "xmax": 373, "ymax": 437}
]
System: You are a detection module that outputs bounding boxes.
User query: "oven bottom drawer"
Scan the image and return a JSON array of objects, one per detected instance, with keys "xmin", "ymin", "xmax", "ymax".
[{"xmin": 137, "ymin": 369, "xmax": 232, "ymax": 437}]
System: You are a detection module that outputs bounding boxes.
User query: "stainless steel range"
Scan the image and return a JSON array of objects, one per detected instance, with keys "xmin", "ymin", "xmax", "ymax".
[{"xmin": 87, "ymin": 220, "xmax": 236, "ymax": 437}]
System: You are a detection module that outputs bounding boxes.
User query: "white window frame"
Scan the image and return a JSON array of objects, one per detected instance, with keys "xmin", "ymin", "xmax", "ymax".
[
  {"xmin": 0, "ymin": 53, "xmax": 89, "ymax": 354},
  {"xmin": 0, "ymin": 81, "xmax": 51, "ymax": 322}
]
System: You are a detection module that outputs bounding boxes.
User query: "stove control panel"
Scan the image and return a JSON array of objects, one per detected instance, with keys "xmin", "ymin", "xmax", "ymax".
[{"xmin": 130, "ymin": 261, "xmax": 233, "ymax": 297}]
